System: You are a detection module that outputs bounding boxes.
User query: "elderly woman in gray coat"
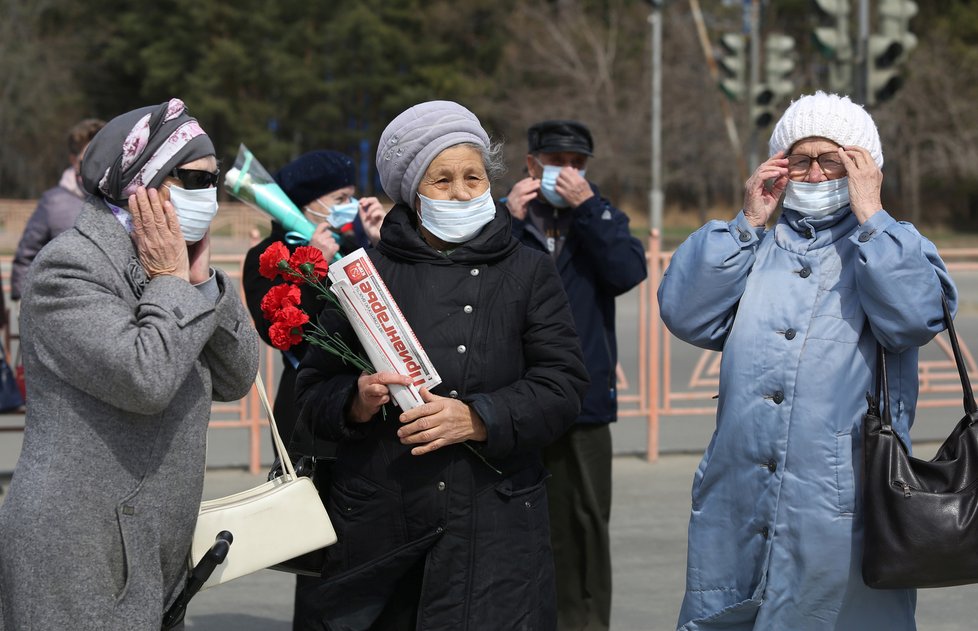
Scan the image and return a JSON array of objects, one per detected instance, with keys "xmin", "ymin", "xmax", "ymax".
[{"xmin": 0, "ymin": 99, "xmax": 259, "ymax": 630}]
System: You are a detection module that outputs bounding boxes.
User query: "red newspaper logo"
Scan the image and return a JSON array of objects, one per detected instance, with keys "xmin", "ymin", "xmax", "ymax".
[{"xmin": 344, "ymin": 260, "xmax": 369, "ymax": 283}]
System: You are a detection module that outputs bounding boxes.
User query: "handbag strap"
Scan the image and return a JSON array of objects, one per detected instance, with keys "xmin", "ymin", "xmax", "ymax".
[
  {"xmin": 875, "ymin": 294, "xmax": 978, "ymax": 430},
  {"xmin": 941, "ymin": 295, "xmax": 978, "ymax": 420},
  {"xmin": 254, "ymin": 372, "xmax": 298, "ymax": 480}
]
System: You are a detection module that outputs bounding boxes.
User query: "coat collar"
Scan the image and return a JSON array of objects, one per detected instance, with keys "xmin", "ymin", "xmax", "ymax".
[
  {"xmin": 74, "ymin": 198, "xmax": 149, "ymax": 298},
  {"xmin": 773, "ymin": 206, "xmax": 859, "ymax": 254}
]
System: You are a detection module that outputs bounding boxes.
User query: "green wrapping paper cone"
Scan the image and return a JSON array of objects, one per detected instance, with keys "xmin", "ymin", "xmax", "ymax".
[{"xmin": 225, "ymin": 144, "xmax": 317, "ymax": 243}]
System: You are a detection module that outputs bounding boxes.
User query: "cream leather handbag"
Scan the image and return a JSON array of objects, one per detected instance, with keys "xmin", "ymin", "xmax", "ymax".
[{"xmin": 191, "ymin": 372, "xmax": 337, "ymax": 589}]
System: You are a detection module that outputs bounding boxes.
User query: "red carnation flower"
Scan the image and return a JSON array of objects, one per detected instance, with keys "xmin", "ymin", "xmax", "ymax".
[
  {"xmin": 268, "ymin": 321, "xmax": 302, "ymax": 351},
  {"xmin": 260, "ymin": 283, "xmax": 301, "ymax": 322},
  {"xmin": 259, "ymin": 241, "xmax": 291, "ymax": 280},
  {"xmin": 268, "ymin": 305, "xmax": 309, "ymax": 350},
  {"xmin": 290, "ymin": 246, "xmax": 329, "ymax": 280}
]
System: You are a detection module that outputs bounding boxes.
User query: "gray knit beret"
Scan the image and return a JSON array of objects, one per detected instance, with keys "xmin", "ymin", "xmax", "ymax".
[
  {"xmin": 769, "ymin": 91, "xmax": 883, "ymax": 168},
  {"xmin": 375, "ymin": 101, "xmax": 490, "ymax": 205}
]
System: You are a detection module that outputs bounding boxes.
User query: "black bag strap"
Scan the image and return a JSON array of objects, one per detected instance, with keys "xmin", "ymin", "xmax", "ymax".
[
  {"xmin": 941, "ymin": 294, "xmax": 978, "ymax": 420},
  {"xmin": 875, "ymin": 342, "xmax": 892, "ymax": 431},
  {"xmin": 876, "ymin": 294, "xmax": 978, "ymax": 428}
]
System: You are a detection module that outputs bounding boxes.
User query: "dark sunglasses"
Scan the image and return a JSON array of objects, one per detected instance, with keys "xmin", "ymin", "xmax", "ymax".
[{"xmin": 171, "ymin": 167, "xmax": 220, "ymax": 190}]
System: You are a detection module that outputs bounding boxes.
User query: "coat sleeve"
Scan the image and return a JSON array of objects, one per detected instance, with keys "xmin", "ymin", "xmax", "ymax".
[
  {"xmin": 294, "ymin": 304, "xmax": 373, "ymax": 443},
  {"xmin": 851, "ymin": 210, "xmax": 957, "ymax": 353},
  {"xmin": 466, "ymin": 255, "xmax": 589, "ymax": 459},
  {"xmin": 25, "ymin": 237, "xmax": 256, "ymax": 414},
  {"xmin": 10, "ymin": 195, "xmax": 53, "ymax": 301},
  {"xmin": 657, "ymin": 211, "xmax": 764, "ymax": 351},
  {"xmin": 199, "ymin": 268, "xmax": 260, "ymax": 402},
  {"xmin": 571, "ymin": 190, "xmax": 648, "ymax": 295}
]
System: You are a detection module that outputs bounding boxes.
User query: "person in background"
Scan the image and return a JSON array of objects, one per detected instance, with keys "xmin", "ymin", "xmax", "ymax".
[
  {"xmin": 658, "ymin": 92, "xmax": 956, "ymax": 630},
  {"xmin": 241, "ymin": 149, "xmax": 385, "ymax": 630},
  {"xmin": 502, "ymin": 119, "xmax": 647, "ymax": 631},
  {"xmin": 295, "ymin": 100, "xmax": 588, "ymax": 630},
  {"xmin": 243, "ymin": 150, "xmax": 385, "ymax": 449},
  {"xmin": 0, "ymin": 98, "xmax": 258, "ymax": 630},
  {"xmin": 10, "ymin": 118, "xmax": 106, "ymax": 300}
]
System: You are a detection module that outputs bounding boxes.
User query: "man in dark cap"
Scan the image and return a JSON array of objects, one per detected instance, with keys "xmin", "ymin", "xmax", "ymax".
[
  {"xmin": 502, "ymin": 119, "xmax": 647, "ymax": 631},
  {"xmin": 241, "ymin": 150, "xmax": 386, "ymax": 629}
]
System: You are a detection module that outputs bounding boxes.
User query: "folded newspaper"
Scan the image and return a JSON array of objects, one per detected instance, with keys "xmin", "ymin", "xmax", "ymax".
[{"xmin": 328, "ymin": 248, "xmax": 441, "ymax": 411}]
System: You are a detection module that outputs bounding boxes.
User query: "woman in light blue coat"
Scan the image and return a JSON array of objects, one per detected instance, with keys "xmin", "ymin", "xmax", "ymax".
[{"xmin": 658, "ymin": 92, "xmax": 957, "ymax": 630}]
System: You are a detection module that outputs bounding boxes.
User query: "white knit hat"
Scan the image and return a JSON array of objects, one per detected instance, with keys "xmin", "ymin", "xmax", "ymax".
[{"xmin": 768, "ymin": 91, "xmax": 883, "ymax": 168}]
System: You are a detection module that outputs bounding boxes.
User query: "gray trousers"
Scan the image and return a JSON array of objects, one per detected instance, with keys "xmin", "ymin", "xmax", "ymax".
[{"xmin": 544, "ymin": 423, "xmax": 613, "ymax": 631}]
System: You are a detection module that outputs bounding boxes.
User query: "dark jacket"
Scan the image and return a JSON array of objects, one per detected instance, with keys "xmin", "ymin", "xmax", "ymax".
[
  {"xmin": 508, "ymin": 184, "xmax": 647, "ymax": 425},
  {"xmin": 295, "ymin": 203, "xmax": 588, "ymax": 630},
  {"xmin": 11, "ymin": 173, "xmax": 86, "ymax": 300},
  {"xmin": 243, "ymin": 223, "xmax": 322, "ymax": 450}
]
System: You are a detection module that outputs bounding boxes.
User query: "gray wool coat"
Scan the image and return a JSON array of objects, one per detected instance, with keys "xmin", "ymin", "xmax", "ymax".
[{"xmin": 0, "ymin": 200, "xmax": 259, "ymax": 631}]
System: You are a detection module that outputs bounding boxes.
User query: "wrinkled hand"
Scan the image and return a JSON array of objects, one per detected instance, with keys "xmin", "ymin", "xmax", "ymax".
[
  {"xmin": 310, "ymin": 223, "xmax": 340, "ymax": 260},
  {"xmin": 505, "ymin": 177, "xmax": 541, "ymax": 220},
  {"xmin": 839, "ymin": 145, "xmax": 883, "ymax": 224},
  {"xmin": 348, "ymin": 371, "xmax": 412, "ymax": 423},
  {"xmin": 397, "ymin": 388, "xmax": 488, "ymax": 456},
  {"xmin": 187, "ymin": 231, "xmax": 212, "ymax": 285},
  {"xmin": 744, "ymin": 151, "xmax": 789, "ymax": 228},
  {"xmin": 129, "ymin": 186, "xmax": 189, "ymax": 281},
  {"xmin": 358, "ymin": 197, "xmax": 385, "ymax": 246},
  {"xmin": 554, "ymin": 167, "xmax": 594, "ymax": 208}
]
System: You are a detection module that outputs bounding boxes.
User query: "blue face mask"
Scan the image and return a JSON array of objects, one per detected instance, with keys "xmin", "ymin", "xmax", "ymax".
[
  {"xmin": 539, "ymin": 164, "xmax": 587, "ymax": 209},
  {"xmin": 307, "ymin": 198, "xmax": 359, "ymax": 228}
]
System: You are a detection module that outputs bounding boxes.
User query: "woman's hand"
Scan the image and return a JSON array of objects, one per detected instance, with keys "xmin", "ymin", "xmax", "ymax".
[
  {"xmin": 309, "ymin": 223, "xmax": 340, "ymax": 260},
  {"xmin": 358, "ymin": 197, "xmax": 386, "ymax": 246},
  {"xmin": 187, "ymin": 230, "xmax": 211, "ymax": 285},
  {"xmin": 839, "ymin": 145, "xmax": 883, "ymax": 224},
  {"xmin": 129, "ymin": 186, "xmax": 190, "ymax": 281},
  {"xmin": 348, "ymin": 371, "xmax": 412, "ymax": 423},
  {"xmin": 743, "ymin": 151, "xmax": 789, "ymax": 228},
  {"xmin": 397, "ymin": 388, "xmax": 488, "ymax": 456}
]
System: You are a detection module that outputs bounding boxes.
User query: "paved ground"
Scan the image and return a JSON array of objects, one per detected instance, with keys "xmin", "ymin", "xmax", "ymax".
[{"xmin": 5, "ymin": 448, "xmax": 972, "ymax": 630}]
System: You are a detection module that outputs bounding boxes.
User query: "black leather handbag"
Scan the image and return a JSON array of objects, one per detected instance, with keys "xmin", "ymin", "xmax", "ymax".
[{"xmin": 862, "ymin": 296, "xmax": 978, "ymax": 589}]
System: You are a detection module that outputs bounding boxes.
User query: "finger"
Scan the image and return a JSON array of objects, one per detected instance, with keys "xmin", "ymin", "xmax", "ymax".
[
  {"xmin": 161, "ymin": 197, "xmax": 182, "ymax": 238},
  {"xmin": 397, "ymin": 416, "xmax": 436, "ymax": 442},
  {"xmin": 837, "ymin": 146, "xmax": 858, "ymax": 171},
  {"xmin": 411, "ymin": 437, "xmax": 449, "ymax": 456},
  {"xmin": 366, "ymin": 371, "xmax": 412, "ymax": 386}
]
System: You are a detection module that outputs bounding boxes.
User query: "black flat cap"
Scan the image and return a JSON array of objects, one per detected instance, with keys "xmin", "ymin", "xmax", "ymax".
[{"xmin": 528, "ymin": 120, "xmax": 593, "ymax": 156}]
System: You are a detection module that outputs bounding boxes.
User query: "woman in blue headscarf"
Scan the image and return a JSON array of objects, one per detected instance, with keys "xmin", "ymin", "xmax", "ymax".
[{"xmin": 659, "ymin": 92, "xmax": 957, "ymax": 630}]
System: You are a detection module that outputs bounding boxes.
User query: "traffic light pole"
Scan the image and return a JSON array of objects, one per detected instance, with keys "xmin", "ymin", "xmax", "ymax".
[
  {"xmin": 747, "ymin": 0, "xmax": 762, "ymax": 169},
  {"xmin": 854, "ymin": 0, "xmax": 869, "ymax": 104},
  {"xmin": 689, "ymin": 0, "xmax": 747, "ymax": 185},
  {"xmin": 648, "ymin": 3, "xmax": 663, "ymax": 234}
]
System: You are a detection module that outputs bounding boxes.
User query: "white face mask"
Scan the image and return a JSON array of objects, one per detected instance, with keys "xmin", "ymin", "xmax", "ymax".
[
  {"xmin": 166, "ymin": 184, "xmax": 219, "ymax": 243},
  {"xmin": 783, "ymin": 177, "xmax": 850, "ymax": 220},
  {"xmin": 307, "ymin": 198, "xmax": 359, "ymax": 229},
  {"xmin": 417, "ymin": 188, "xmax": 496, "ymax": 244},
  {"xmin": 539, "ymin": 164, "xmax": 587, "ymax": 208}
]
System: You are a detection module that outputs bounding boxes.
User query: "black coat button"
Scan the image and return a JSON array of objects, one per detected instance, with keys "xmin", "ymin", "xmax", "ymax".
[
  {"xmin": 799, "ymin": 267, "xmax": 811, "ymax": 278},
  {"xmin": 767, "ymin": 459, "xmax": 777, "ymax": 472},
  {"xmin": 761, "ymin": 526, "xmax": 770, "ymax": 539},
  {"xmin": 858, "ymin": 232, "xmax": 871, "ymax": 243},
  {"xmin": 784, "ymin": 329, "xmax": 796, "ymax": 340},
  {"xmin": 772, "ymin": 391, "xmax": 784, "ymax": 404}
]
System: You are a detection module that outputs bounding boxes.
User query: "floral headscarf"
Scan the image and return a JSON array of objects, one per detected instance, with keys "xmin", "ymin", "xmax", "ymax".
[{"xmin": 80, "ymin": 98, "xmax": 215, "ymax": 205}]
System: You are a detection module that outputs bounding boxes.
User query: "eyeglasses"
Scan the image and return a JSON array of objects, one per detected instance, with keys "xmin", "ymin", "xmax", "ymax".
[
  {"xmin": 171, "ymin": 167, "xmax": 220, "ymax": 190},
  {"xmin": 787, "ymin": 152, "xmax": 845, "ymax": 177}
]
